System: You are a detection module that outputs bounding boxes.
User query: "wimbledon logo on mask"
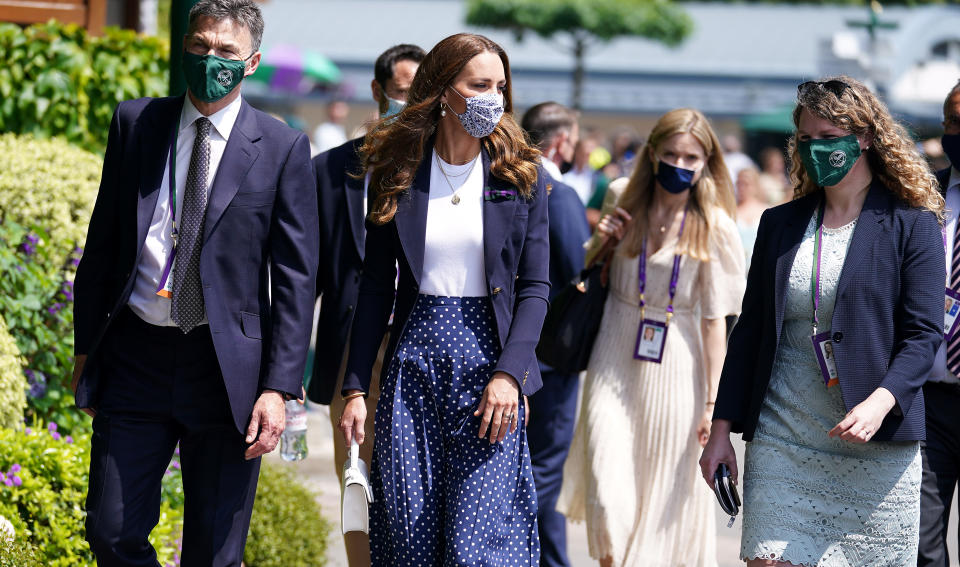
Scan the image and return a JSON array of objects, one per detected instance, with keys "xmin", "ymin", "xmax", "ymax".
[
  {"xmin": 217, "ymin": 69, "xmax": 233, "ymax": 87},
  {"xmin": 829, "ymin": 150, "xmax": 846, "ymax": 168}
]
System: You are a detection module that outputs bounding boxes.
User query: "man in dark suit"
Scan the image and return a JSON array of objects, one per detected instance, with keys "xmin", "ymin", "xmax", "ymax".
[
  {"xmin": 71, "ymin": 1, "xmax": 318, "ymax": 565},
  {"xmin": 918, "ymin": 80, "xmax": 960, "ymax": 567},
  {"xmin": 521, "ymin": 102, "xmax": 591, "ymax": 567},
  {"xmin": 306, "ymin": 43, "xmax": 424, "ymax": 566}
]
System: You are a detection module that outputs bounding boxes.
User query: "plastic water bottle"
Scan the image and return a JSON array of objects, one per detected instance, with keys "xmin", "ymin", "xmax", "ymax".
[{"xmin": 280, "ymin": 399, "xmax": 308, "ymax": 461}]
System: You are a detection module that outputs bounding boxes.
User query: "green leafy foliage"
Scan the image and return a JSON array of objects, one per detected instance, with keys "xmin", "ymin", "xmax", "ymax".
[
  {"xmin": 0, "ymin": 21, "xmax": 168, "ymax": 152},
  {"xmin": 0, "ymin": 536, "xmax": 41, "ymax": 567},
  {"xmin": 0, "ymin": 424, "xmax": 183, "ymax": 566},
  {"xmin": 0, "ymin": 135, "xmax": 102, "ymax": 434},
  {"xmin": 244, "ymin": 464, "xmax": 331, "ymax": 567},
  {"xmin": 466, "ymin": 0, "xmax": 693, "ymax": 46},
  {"xmin": 0, "ymin": 318, "xmax": 25, "ymax": 430}
]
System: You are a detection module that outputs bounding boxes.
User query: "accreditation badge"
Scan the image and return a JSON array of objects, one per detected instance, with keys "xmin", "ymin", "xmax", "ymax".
[
  {"xmin": 945, "ymin": 288, "xmax": 960, "ymax": 339},
  {"xmin": 811, "ymin": 331, "xmax": 839, "ymax": 387},
  {"xmin": 634, "ymin": 319, "xmax": 667, "ymax": 363}
]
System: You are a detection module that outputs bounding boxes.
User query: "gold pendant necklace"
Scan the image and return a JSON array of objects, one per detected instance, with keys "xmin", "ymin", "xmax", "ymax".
[{"xmin": 435, "ymin": 152, "xmax": 476, "ymax": 205}]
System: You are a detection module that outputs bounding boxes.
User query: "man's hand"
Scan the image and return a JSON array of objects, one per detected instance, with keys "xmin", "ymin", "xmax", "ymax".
[
  {"xmin": 71, "ymin": 355, "xmax": 95, "ymax": 418},
  {"xmin": 339, "ymin": 392, "xmax": 367, "ymax": 446},
  {"xmin": 244, "ymin": 390, "xmax": 286, "ymax": 460}
]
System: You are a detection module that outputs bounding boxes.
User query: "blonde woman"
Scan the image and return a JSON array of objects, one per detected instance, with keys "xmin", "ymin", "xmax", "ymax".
[
  {"xmin": 558, "ymin": 108, "xmax": 746, "ymax": 566},
  {"xmin": 701, "ymin": 76, "xmax": 945, "ymax": 566}
]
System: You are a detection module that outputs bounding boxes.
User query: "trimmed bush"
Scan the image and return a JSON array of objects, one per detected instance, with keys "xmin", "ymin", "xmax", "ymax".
[
  {"xmin": 0, "ymin": 319, "xmax": 24, "ymax": 430},
  {"xmin": 0, "ymin": 21, "xmax": 168, "ymax": 152},
  {"xmin": 0, "ymin": 135, "xmax": 101, "ymax": 434},
  {"xmin": 244, "ymin": 464, "xmax": 331, "ymax": 567},
  {"xmin": 0, "ymin": 535, "xmax": 41, "ymax": 567},
  {"xmin": 0, "ymin": 424, "xmax": 184, "ymax": 567}
]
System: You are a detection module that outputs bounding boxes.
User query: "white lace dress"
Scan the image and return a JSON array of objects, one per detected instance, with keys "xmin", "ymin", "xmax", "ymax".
[{"xmin": 741, "ymin": 213, "xmax": 922, "ymax": 565}]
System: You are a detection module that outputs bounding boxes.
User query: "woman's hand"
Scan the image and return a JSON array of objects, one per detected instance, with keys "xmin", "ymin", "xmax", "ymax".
[
  {"xmin": 339, "ymin": 391, "xmax": 367, "ymax": 445},
  {"xmin": 597, "ymin": 207, "xmax": 632, "ymax": 242},
  {"xmin": 696, "ymin": 407, "xmax": 713, "ymax": 447},
  {"xmin": 828, "ymin": 387, "xmax": 896, "ymax": 443},
  {"xmin": 475, "ymin": 372, "xmax": 520, "ymax": 444},
  {"xmin": 699, "ymin": 419, "xmax": 737, "ymax": 489}
]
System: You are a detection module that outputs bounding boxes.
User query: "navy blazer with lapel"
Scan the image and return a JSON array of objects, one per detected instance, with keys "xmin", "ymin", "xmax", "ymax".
[
  {"xmin": 714, "ymin": 182, "xmax": 944, "ymax": 442},
  {"xmin": 342, "ymin": 147, "xmax": 551, "ymax": 397},
  {"xmin": 307, "ymin": 137, "xmax": 366, "ymax": 405},
  {"xmin": 73, "ymin": 95, "xmax": 319, "ymax": 433}
]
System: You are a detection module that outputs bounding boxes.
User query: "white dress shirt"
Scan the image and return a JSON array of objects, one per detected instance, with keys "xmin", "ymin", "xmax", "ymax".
[
  {"xmin": 540, "ymin": 156, "xmax": 562, "ymax": 182},
  {"xmin": 127, "ymin": 95, "xmax": 243, "ymax": 326}
]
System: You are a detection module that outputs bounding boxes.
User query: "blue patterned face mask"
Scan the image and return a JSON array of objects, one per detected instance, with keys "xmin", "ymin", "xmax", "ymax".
[{"xmin": 448, "ymin": 87, "xmax": 504, "ymax": 138}]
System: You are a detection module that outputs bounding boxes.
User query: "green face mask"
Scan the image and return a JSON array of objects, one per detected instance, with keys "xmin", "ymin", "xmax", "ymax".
[
  {"xmin": 182, "ymin": 51, "xmax": 247, "ymax": 103},
  {"xmin": 797, "ymin": 134, "xmax": 862, "ymax": 188}
]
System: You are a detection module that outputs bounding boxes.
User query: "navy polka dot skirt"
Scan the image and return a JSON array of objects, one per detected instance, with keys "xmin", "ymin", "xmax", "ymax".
[{"xmin": 370, "ymin": 294, "xmax": 540, "ymax": 566}]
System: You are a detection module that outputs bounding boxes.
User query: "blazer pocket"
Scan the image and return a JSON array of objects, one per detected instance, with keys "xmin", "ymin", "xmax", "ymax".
[
  {"xmin": 231, "ymin": 189, "xmax": 277, "ymax": 208},
  {"xmin": 240, "ymin": 311, "xmax": 262, "ymax": 340}
]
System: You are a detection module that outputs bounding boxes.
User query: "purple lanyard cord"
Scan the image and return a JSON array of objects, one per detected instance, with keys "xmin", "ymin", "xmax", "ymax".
[{"xmin": 638, "ymin": 207, "xmax": 689, "ymax": 326}]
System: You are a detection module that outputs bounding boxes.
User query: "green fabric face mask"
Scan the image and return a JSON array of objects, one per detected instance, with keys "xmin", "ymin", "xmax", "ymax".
[
  {"xmin": 182, "ymin": 51, "xmax": 247, "ymax": 103},
  {"xmin": 797, "ymin": 134, "xmax": 862, "ymax": 188}
]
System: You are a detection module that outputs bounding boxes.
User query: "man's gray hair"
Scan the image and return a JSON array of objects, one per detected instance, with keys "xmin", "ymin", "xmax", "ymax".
[{"xmin": 188, "ymin": 0, "xmax": 264, "ymax": 54}]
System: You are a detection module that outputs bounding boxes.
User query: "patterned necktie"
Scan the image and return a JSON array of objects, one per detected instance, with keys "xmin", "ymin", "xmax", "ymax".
[
  {"xmin": 172, "ymin": 117, "xmax": 211, "ymax": 333},
  {"xmin": 947, "ymin": 221, "xmax": 960, "ymax": 376}
]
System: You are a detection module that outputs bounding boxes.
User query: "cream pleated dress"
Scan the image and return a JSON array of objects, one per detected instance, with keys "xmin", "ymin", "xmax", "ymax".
[{"xmin": 558, "ymin": 179, "xmax": 746, "ymax": 567}]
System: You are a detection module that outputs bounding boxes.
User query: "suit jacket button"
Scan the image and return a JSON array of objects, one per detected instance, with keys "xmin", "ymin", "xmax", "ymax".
[
  {"xmin": 833, "ymin": 332, "xmax": 843, "ymax": 343},
  {"xmin": 492, "ymin": 287, "xmax": 502, "ymax": 295},
  {"xmin": 346, "ymin": 305, "xmax": 354, "ymax": 312}
]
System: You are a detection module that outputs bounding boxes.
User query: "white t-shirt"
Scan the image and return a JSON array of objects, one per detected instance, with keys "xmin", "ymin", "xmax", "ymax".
[{"xmin": 421, "ymin": 150, "xmax": 487, "ymax": 297}]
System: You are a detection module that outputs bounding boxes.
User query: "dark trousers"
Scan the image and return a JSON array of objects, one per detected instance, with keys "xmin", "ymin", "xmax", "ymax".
[
  {"xmin": 527, "ymin": 369, "xmax": 579, "ymax": 567},
  {"xmin": 918, "ymin": 381, "xmax": 960, "ymax": 567},
  {"xmin": 85, "ymin": 307, "xmax": 260, "ymax": 567}
]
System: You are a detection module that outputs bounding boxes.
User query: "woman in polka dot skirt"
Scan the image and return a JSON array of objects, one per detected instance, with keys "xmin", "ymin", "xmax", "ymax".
[{"xmin": 337, "ymin": 33, "xmax": 550, "ymax": 566}]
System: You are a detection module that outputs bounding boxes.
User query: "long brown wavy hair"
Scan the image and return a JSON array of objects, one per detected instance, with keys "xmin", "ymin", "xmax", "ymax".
[
  {"xmin": 790, "ymin": 75, "xmax": 944, "ymax": 220},
  {"xmin": 617, "ymin": 108, "xmax": 736, "ymax": 261},
  {"xmin": 359, "ymin": 33, "xmax": 540, "ymax": 225}
]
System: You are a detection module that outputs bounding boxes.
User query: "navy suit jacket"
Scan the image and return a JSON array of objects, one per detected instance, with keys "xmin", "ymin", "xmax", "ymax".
[
  {"xmin": 307, "ymin": 137, "xmax": 366, "ymax": 405},
  {"xmin": 342, "ymin": 147, "xmax": 551, "ymax": 396},
  {"xmin": 73, "ymin": 95, "xmax": 319, "ymax": 433},
  {"xmin": 714, "ymin": 182, "xmax": 944, "ymax": 442}
]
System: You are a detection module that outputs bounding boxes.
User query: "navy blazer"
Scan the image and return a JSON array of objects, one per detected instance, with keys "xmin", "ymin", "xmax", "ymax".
[
  {"xmin": 342, "ymin": 147, "xmax": 551, "ymax": 397},
  {"xmin": 307, "ymin": 137, "xmax": 366, "ymax": 405},
  {"xmin": 73, "ymin": 95, "xmax": 319, "ymax": 433},
  {"xmin": 714, "ymin": 181, "xmax": 944, "ymax": 442},
  {"xmin": 545, "ymin": 177, "xmax": 590, "ymax": 300}
]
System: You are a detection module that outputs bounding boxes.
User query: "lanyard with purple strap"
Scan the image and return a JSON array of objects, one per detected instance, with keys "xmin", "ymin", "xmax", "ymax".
[
  {"xmin": 809, "ymin": 200, "xmax": 840, "ymax": 387},
  {"xmin": 155, "ymin": 129, "xmax": 179, "ymax": 298},
  {"xmin": 634, "ymin": 207, "xmax": 688, "ymax": 363}
]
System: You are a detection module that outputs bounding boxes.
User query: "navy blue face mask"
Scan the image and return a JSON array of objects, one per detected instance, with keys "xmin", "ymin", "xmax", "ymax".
[{"xmin": 656, "ymin": 160, "xmax": 697, "ymax": 194}]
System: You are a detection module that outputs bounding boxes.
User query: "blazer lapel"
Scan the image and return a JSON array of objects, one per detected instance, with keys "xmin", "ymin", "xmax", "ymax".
[
  {"xmin": 774, "ymin": 192, "xmax": 819, "ymax": 343},
  {"xmin": 393, "ymin": 155, "xmax": 431, "ymax": 286},
  {"xmin": 343, "ymin": 146, "xmax": 366, "ymax": 259},
  {"xmin": 203, "ymin": 99, "xmax": 261, "ymax": 243},
  {"xmin": 137, "ymin": 96, "xmax": 182, "ymax": 258},
  {"xmin": 833, "ymin": 182, "xmax": 888, "ymax": 302},
  {"xmin": 481, "ymin": 150, "xmax": 519, "ymax": 283}
]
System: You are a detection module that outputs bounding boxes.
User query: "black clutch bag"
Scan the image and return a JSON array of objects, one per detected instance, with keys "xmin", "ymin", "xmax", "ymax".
[
  {"xmin": 713, "ymin": 463, "xmax": 741, "ymax": 527},
  {"xmin": 535, "ymin": 243, "xmax": 613, "ymax": 374}
]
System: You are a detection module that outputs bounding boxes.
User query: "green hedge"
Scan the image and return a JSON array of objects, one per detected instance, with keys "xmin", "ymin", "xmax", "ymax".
[
  {"xmin": 244, "ymin": 464, "xmax": 331, "ymax": 567},
  {"xmin": 0, "ymin": 21, "xmax": 168, "ymax": 152},
  {"xmin": 0, "ymin": 319, "xmax": 24, "ymax": 430},
  {"xmin": 0, "ymin": 135, "xmax": 102, "ymax": 434}
]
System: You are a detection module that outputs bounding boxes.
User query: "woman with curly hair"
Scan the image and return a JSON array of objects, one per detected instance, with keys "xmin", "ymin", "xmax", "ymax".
[
  {"xmin": 558, "ymin": 108, "xmax": 746, "ymax": 566},
  {"xmin": 337, "ymin": 33, "xmax": 548, "ymax": 565},
  {"xmin": 701, "ymin": 76, "xmax": 945, "ymax": 566}
]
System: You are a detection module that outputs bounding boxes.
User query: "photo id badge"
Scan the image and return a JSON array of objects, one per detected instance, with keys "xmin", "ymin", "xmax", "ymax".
[
  {"xmin": 945, "ymin": 288, "xmax": 960, "ymax": 339},
  {"xmin": 634, "ymin": 319, "xmax": 668, "ymax": 363},
  {"xmin": 811, "ymin": 332, "xmax": 839, "ymax": 387}
]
